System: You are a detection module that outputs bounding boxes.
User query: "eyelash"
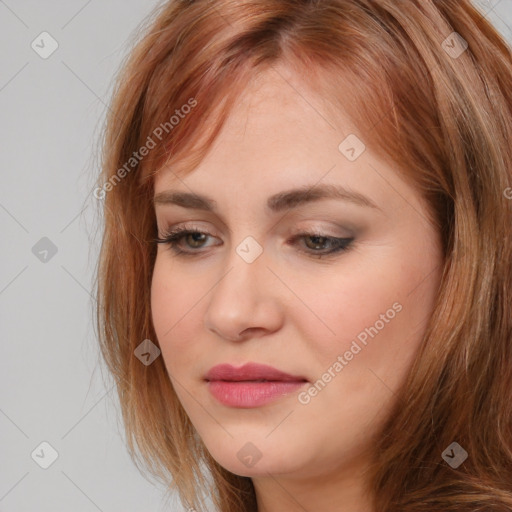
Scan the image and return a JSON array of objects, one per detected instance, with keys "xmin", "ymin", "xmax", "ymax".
[{"xmin": 154, "ymin": 226, "xmax": 354, "ymax": 259}]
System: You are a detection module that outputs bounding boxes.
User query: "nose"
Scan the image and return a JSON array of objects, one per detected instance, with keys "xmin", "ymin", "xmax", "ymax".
[{"xmin": 203, "ymin": 245, "xmax": 284, "ymax": 342}]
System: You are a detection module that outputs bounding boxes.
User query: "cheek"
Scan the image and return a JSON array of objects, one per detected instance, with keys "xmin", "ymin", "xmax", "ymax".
[
  {"xmin": 151, "ymin": 242, "xmax": 440, "ymax": 385},
  {"xmin": 151, "ymin": 259, "xmax": 202, "ymax": 373},
  {"xmin": 298, "ymin": 253, "xmax": 439, "ymax": 374}
]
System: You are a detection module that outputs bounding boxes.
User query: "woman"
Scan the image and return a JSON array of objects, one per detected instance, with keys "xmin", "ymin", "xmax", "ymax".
[{"xmin": 94, "ymin": 1, "xmax": 512, "ymax": 510}]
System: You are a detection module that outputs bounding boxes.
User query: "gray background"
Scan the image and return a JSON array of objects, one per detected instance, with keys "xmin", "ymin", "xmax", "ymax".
[{"xmin": 0, "ymin": 1, "xmax": 511, "ymax": 511}]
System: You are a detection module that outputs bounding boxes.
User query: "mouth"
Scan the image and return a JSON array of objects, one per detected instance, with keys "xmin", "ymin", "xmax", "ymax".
[{"xmin": 204, "ymin": 363, "xmax": 308, "ymax": 408}]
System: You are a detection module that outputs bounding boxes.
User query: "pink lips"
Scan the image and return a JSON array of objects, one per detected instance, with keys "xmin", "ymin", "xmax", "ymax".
[{"xmin": 205, "ymin": 363, "xmax": 308, "ymax": 408}]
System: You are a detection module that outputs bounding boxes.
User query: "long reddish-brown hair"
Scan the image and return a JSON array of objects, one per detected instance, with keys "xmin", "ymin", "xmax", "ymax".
[{"xmin": 94, "ymin": 1, "xmax": 512, "ymax": 510}]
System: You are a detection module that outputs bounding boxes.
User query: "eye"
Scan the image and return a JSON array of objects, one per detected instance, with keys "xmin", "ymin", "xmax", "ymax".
[
  {"xmin": 290, "ymin": 233, "xmax": 354, "ymax": 258},
  {"xmin": 154, "ymin": 226, "xmax": 354, "ymax": 259},
  {"xmin": 154, "ymin": 226, "xmax": 217, "ymax": 255}
]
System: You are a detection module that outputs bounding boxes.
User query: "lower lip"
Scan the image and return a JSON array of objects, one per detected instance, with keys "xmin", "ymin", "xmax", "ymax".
[{"xmin": 207, "ymin": 381, "xmax": 307, "ymax": 408}]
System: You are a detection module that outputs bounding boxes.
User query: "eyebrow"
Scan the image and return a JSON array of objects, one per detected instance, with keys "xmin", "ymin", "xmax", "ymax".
[{"xmin": 153, "ymin": 184, "xmax": 381, "ymax": 213}]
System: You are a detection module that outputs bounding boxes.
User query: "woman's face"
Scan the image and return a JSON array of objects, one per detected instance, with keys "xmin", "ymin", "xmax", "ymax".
[{"xmin": 151, "ymin": 65, "xmax": 443, "ymax": 484}]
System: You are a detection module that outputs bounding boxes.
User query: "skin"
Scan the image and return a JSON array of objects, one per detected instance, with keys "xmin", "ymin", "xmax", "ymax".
[{"xmin": 151, "ymin": 62, "xmax": 443, "ymax": 512}]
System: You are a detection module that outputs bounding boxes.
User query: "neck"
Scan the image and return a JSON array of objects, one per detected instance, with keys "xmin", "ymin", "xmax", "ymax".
[{"xmin": 252, "ymin": 457, "xmax": 375, "ymax": 512}]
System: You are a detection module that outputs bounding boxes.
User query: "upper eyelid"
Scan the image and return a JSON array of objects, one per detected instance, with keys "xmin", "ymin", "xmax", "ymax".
[
  {"xmin": 157, "ymin": 219, "xmax": 229, "ymax": 236},
  {"xmin": 157, "ymin": 223, "xmax": 350, "ymax": 238},
  {"xmin": 158, "ymin": 223, "xmax": 218, "ymax": 237},
  {"xmin": 154, "ymin": 199, "xmax": 370, "ymax": 235},
  {"xmin": 157, "ymin": 225, "xmax": 352, "ymax": 246},
  {"xmin": 157, "ymin": 215, "xmax": 357, "ymax": 235}
]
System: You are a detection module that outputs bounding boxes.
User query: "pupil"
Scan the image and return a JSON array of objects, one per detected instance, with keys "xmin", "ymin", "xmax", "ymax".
[
  {"xmin": 308, "ymin": 236, "xmax": 327, "ymax": 250},
  {"xmin": 189, "ymin": 233, "xmax": 205, "ymax": 247}
]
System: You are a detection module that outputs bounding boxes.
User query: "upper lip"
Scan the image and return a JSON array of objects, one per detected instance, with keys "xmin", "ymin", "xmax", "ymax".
[{"xmin": 205, "ymin": 363, "xmax": 308, "ymax": 382}]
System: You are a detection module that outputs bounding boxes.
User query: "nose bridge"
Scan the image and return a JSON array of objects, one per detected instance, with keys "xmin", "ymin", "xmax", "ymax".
[
  {"xmin": 212, "ymin": 237, "xmax": 268, "ymax": 310},
  {"xmin": 203, "ymin": 237, "xmax": 282, "ymax": 340}
]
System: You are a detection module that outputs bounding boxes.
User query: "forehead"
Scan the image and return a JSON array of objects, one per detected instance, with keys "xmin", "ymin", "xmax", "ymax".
[
  {"xmin": 155, "ymin": 65, "xmax": 356, "ymax": 182},
  {"xmin": 152, "ymin": 64, "xmax": 425, "ymax": 221}
]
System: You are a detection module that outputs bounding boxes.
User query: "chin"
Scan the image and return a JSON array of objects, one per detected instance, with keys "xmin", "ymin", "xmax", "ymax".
[
  {"xmin": 219, "ymin": 456, "xmax": 297, "ymax": 478},
  {"xmin": 203, "ymin": 438, "xmax": 307, "ymax": 478}
]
